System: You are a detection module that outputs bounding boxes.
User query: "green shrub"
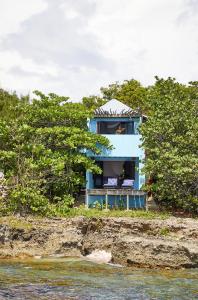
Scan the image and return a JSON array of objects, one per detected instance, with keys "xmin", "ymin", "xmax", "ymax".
[
  {"xmin": 48, "ymin": 194, "xmax": 74, "ymax": 216},
  {"xmin": 159, "ymin": 227, "xmax": 170, "ymax": 236},
  {"xmin": 8, "ymin": 186, "xmax": 49, "ymax": 215}
]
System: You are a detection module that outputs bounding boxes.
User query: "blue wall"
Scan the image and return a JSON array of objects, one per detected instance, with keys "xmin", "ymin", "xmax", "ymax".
[
  {"xmin": 93, "ymin": 135, "xmax": 144, "ymax": 158},
  {"xmin": 87, "ymin": 117, "xmax": 144, "ymax": 158},
  {"xmin": 86, "ymin": 116, "xmax": 145, "ymax": 193}
]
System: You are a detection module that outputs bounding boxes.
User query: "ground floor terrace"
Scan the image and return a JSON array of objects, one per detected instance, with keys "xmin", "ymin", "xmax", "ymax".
[
  {"xmin": 86, "ymin": 189, "xmax": 146, "ymax": 209},
  {"xmin": 86, "ymin": 157, "xmax": 146, "ymax": 209}
]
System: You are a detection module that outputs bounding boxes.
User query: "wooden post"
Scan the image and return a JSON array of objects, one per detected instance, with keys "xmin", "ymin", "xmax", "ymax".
[{"xmin": 126, "ymin": 194, "xmax": 129, "ymax": 211}]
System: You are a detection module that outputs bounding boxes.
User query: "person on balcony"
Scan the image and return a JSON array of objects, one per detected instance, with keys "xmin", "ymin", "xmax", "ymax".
[{"xmin": 116, "ymin": 124, "xmax": 125, "ymax": 134}]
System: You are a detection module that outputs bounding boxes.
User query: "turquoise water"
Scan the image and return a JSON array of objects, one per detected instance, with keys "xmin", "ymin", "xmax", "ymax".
[{"xmin": 0, "ymin": 258, "xmax": 198, "ymax": 299}]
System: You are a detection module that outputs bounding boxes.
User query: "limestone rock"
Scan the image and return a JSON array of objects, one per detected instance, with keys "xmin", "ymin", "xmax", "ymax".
[
  {"xmin": 0, "ymin": 216, "xmax": 198, "ymax": 268},
  {"xmin": 112, "ymin": 236, "xmax": 198, "ymax": 268}
]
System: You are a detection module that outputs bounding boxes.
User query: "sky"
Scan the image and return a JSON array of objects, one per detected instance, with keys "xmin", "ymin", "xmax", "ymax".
[{"xmin": 0, "ymin": 0, "xmax": 198, "ymax": 101}]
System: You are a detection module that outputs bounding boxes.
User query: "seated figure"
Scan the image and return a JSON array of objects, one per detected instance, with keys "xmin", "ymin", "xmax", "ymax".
[{"xmin": 116, "ymin": 124, "xmax": 125, "ymax": 134}]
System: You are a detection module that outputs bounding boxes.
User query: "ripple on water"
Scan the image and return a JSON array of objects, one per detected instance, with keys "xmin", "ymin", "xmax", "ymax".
[{"xmin": 0, "ymin": 258, "xmax": 198, "ymax": 299}]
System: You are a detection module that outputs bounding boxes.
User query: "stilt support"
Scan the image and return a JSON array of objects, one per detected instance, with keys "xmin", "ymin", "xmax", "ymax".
[
  {"xmin": 126, "ymin": 194, "xmax": 129, "ymax": 211},
  {"xmin": 85, "ymin": 192, "xmax": 89, "ymax": 209},
  {"xmin": 105, "ymin": 193, "xmax": 108, "ymax": 210}
]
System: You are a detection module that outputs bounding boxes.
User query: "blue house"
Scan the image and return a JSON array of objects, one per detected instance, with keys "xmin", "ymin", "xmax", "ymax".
[{"xmin": 86, "ymin": 99, "xmax": 146, "ymax": 209}]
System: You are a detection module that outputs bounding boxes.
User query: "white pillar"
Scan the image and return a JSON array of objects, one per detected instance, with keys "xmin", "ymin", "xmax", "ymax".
[
  {"xmin": 105, "ymin": 193, "xmax": 108, "ymax": 210},
  {"xmin": 85, "ymin": 191, "xmax": 89, "ymax": 209},
  {"xmin": 139, "ymin": 154, "xmax": 145, "ymax": 189},
  {"xmin": 126, "ymin": 194, "xmax": 129, "ymax": 211}
]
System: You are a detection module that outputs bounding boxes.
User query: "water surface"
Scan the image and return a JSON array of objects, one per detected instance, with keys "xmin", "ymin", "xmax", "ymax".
[{"xmin": 0, "ymin": 258, "xmax": 198, "ymax": 299}]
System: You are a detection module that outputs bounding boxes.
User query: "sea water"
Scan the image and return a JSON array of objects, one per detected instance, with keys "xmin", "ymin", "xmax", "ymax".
[{"xmin": 0, "ymin": 258, "xmax": 198, "ymax": 299}]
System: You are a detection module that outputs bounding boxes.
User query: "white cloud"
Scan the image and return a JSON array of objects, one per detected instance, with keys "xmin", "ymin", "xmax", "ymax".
[
  {"xmin": 88, "ymin": 0, "xmax": 198, "ymax": 85},
  {"xmin": 0, "ymin": 50, "xmax": 58, "ymax": 75},
  {"xmin": 0, "ymin": 0, "xmax": 47, "ymax": 38},
  {"xmin": 60, "ymin": 3, "xmax": 80, "ymax": 20},
  {"xmin": 0, "ymin": 0, "xmax": 198, "ymax": 100}
]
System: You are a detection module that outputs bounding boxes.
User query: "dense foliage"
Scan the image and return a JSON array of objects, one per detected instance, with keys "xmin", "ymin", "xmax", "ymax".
[
  {"xmin": 0, "ymin": 91, "xmax": 110, "ymax": 216},
  {"xmin": 0, "ymin": 88, "xmax": 29, "ymax": 121},
  {"xmin": 0, "ymin": 76, "xmax": 198, "ymax": 216},
  {"xmin": 101, "ymin": 79, "xmax": 148, "ymax": 113},
  {"xmin": 82, "ymin": 95, "xmax": 107, "ymax": 111},
  {"xmin": 141, "ymin": 77, "xmax": 198, "ymax": 212},
  {"xmin": 82, "ymin": 79, "xmax": 148, "ymax": 113}
]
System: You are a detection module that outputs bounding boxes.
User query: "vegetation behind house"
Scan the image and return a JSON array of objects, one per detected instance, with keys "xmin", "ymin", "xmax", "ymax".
[{"xmin": 0, "ymin": 77, "xmax": 197, "ymax": 216}]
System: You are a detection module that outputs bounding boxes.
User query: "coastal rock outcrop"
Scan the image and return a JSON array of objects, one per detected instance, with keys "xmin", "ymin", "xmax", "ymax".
[
  {"xmin": 0, "ymin": 216, "xmax": 198, "ymax": 268},
  {"xmin": 112, "ymin": 236, "xmax": 198, "ymax": 268}
]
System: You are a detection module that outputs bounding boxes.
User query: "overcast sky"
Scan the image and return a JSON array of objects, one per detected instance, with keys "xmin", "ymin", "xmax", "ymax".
[{"xmin": 0, "ymin": 0, "xmax": 198, "ymax": 100}]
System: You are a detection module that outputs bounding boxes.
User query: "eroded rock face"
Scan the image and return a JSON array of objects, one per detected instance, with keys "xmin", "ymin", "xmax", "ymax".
[
  {"xmin": 112, "ymin": 236, "xmax": 198, "ymax": 268},
  {"xmin": 0, "ymin": 216, "xmax": 198, "ymax": 268}
]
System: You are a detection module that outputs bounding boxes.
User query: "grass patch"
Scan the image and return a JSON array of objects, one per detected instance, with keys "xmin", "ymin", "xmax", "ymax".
[
  {"xmin": 159, "ymin": 227, "xmax": 170, "ymax": 236},
  {"xmin": 64, "ymin": 207, "xmax": 171, "ymax": 220},
  {"xmin": 0, "ymin": 208, "xmax": 171, "ymax": 222},
  {"xmin": 0, "ymin": 216, "xmax": 33, "ymax": 230}
]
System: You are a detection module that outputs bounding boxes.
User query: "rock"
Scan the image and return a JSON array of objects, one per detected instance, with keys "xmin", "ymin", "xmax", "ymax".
[
  {"xmin": 111, "ymin": 236, "xmax": 198, "ymax": 268},
  {"xmin": 0, "ymin": 216, "xmax": 198, "ymax": 269}
]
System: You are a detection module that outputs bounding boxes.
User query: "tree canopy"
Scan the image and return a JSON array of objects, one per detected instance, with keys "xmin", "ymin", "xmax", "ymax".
[
  {"xmin": 141, "ymin": 77, "xmax": 198, "ymax": 212},
  {"xmin": 101, "ymin": 79, "xmax": 148, "ymax": 113},
  {"xmin": 0, "ymin": 91, "xmax": 110, "ymax": 216},
  {"xmin": 0, "ymin": 88, "xmax": 29, "ymax": 121},
  {"xmin": 82, "ymin": 79, "xmax": 148, "ymax": 113},
  {"xmin": 0, "ymin": 77, "xmax": 198, "ymax": 215}
]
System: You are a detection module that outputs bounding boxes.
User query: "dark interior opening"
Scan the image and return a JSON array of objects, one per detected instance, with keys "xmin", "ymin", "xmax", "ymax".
[
  {"xmin": 93, "ymin": 160, "xmax": 135, "ymax": 188},
  {"xmin": 93, "ymin": 161, "xmax": 103, "ymax": 188},
  {"xmin": 97, "ymin": 121, "xmax": 134, "ymax": 134}
]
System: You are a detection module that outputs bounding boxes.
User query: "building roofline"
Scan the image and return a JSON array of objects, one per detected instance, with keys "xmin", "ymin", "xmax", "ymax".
[
  {"xmin": 94, "ymin": 99, "xmax": 147, "ymax": 118},
  {"xmin": 94, "ymin": 108, "xmax": 145, "ymax": 118}
]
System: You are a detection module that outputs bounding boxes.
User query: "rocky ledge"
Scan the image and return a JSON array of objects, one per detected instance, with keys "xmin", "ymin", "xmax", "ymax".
[{"xmin": 0, "ymin": 216, "xmax": 198, "ymax": 269}]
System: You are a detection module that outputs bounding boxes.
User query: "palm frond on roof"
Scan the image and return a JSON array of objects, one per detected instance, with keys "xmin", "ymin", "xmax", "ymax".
[{"xmin": 94, "ymin": 99, "xmax": 142, "ymax": 117}]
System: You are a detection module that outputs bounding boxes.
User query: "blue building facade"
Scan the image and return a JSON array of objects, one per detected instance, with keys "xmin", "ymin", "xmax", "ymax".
[{"xmin": 86, "ymin": 99, "xmax": 146, "ymax": 209}]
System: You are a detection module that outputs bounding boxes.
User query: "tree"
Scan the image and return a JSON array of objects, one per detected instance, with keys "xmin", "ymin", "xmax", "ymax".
[
  {"xmin": 0, "ymin": 88, "xmax": 29, "ymax": 121},
  {"xmin": 82, "ymin": 79, "xmax": 148, "ymax": 113},
  {"xmin": 141, "ymin": 77, "xmax": 198, "ymax": 212},
  {"xmin": 82, "ymin": 95, "xmax": 107, "ymax": 110},
  {"xmin": 100, "ymin": 79, "xmax": 148, "ymax": 113},
  {"xmin": 0, "ymin": 91, "xmax": 111, "ymax": 216}
]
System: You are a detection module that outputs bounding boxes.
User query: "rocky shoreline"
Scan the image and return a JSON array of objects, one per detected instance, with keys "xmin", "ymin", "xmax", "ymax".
[{"xmin": 0, "ymin": 216, "xmax": 198, "ymax": 269}]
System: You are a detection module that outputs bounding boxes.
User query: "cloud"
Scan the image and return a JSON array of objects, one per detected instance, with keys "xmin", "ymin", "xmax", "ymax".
[
  {"xmin": 0, "ymin": 0, "xmax": 115, "ymax": 99},
  {"xmin": 0, "ymin": 0, "xmax": 198, "ymax": 100},
  {"xmin": 2, "ymin": 0, "xmax": 109, "ymax": 68},
  {"xmin": 87, "ymin": 0, "xmax": 198, "ymax": 84},
  {"xmin": 186, "ymin": 0, "xmax": 198, "ymax": 12},
  {"xmin": 176, "ymin": 0, "xmax": 198, "ymax": 24},
  {"xmin": 0, "ymin": 0, "xmax": 47, "ymax": 38}
]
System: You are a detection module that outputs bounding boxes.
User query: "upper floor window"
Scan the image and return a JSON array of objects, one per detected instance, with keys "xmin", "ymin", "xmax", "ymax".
[{"xmin": 97, "ymin": 121, "xmax": 134, "ymax": 134}]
